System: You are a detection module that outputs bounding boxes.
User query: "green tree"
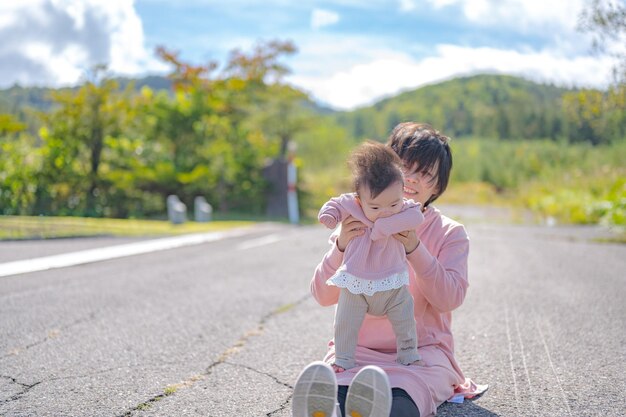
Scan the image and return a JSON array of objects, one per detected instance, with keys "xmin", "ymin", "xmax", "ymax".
[
  {"xmin": 0, "ymin": 114, "xmax": 26, "ymax": 134},
  {"xmin": 0, "ymin": 115, "xmax": 39, "ymax": 215},
  {"xmin": 37, "ymin": 71, "xmax": 132, "ymax": 216},
  {"xmin": 224, "ymin": 40, "xmax": 309, "ymax": 160},
  {"xmin": 570, "ymin": 1, "xmax": 626, "ymax": 145},
  {"xmin": 143, "ymin": 41, "xmax": 299, "ymax": 213},
  {"xmin": 246, "ymin": 84, "xmax": 310, "ymax": 160},
  {"xmin": 579, "ymin": 0, "xmax": 626, "ymax": 83}
]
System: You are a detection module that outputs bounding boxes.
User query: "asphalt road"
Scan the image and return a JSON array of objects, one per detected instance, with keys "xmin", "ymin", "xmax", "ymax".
[{"xmin": 1, "ymin": 214, "xmax": 625, "ymax": 416}]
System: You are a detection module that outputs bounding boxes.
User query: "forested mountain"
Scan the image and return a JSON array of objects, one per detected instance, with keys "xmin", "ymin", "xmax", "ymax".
[
  {"xmin": 0, "ymin": 76, "xmax": 172, "ymax": 113},
  {"xmin": 0, "ymin": 73, "xmax": 577, "ymax": 127},
  {"xmin": 0, "ymin": 76, "xmax": 174, "ymax": 134},
  {"xmin": 334, "ymin": 74, "xmax": 574, "ymax": 141},
  {"xmin": 0, "ymin": 74, "xmax": 336, "ymax": 126},
  {"xmin": 1, "ymin": 73, "xmax": 622, "ymax": 145}
]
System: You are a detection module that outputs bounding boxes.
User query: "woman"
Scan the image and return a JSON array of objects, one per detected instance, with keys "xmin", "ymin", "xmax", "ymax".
[{"xmin": 293, "ymin": 122, "xmax": 485, "ymax": 417}]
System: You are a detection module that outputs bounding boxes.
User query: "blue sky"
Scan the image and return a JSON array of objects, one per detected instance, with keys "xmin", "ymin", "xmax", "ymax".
[{"xmin": 0, "ymin": 0, "xmax": 620, "ymax": 110}]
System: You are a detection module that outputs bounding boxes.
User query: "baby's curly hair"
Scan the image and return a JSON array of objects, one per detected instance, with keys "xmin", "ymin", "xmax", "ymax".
[{"xmin": 348, "ymin": 140, "xmax": 404, "ymax": 199}]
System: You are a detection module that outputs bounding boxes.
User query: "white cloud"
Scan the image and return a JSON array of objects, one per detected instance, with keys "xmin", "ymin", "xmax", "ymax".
[
  {"xmin": 0, "ymin": 0, "xmax": 166, "ymax": 88},
  {"xmin": 399, "ymin": 0, "xmax": 416, "ymax": 12},
  {"xmin": 290, "ymin": 35, "xmax": 393, "ymax": 78},
  {"xmin": 0, "ymin": 13, "xmax": 17, "ymax": 30},
  {"xmin": 311, "ymin": 8, "xmax": 340, "ymax": 30},
  {"xmin": 429, "ymin": 0, "xmax": 458, "ymax": 6},
  {"xmin": 427, "ymin": 0, "xmax": 585, "ymax": 32},
  {"xmin": 289, "ymin": 43, "xmax": 616, "ymax": 110}
]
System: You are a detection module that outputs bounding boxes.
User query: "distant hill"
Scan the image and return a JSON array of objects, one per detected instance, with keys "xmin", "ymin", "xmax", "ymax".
[
  {"xmin": 0, "ymin": 85, "xmax": 63, "ymax": 114},
  {"xmin": 0, "ymin": 74, "xmax": 336, "ymax": 118},
  {"xmin": 0, "ymin": 75, "xmax": 173, "ymax": 115},
  {"xmin": 115, "ymin": 75, "xmax": 173, "ymax": 92},
  {"xmin": 333, "ymin": 74, "xmax": 577, "ymax": 141},
  {"xmin": 1, "ymin": 73, "xmax": 591, "ymax": 141}
]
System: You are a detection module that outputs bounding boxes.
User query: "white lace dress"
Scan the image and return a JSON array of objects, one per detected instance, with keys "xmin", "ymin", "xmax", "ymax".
[{"xmin": 327, "ymin": 265, "xmax": 409, "ymax": 296}]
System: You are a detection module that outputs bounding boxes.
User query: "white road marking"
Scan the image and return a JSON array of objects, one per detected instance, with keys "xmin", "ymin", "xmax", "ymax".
[
  {"xmin": 504, "ymin": 306, "xmax": 521, "ymax": 407},
  {"xmin": 534, "ymin": 314, "xmax": 573, "ymax": 416},
  {"xmin": 0, "ymin": 228, "xmax": 255, "ymax": 278},
  {"xmin": 236, "ymin": 234, "xmax": 281, "ymax": 250},
  {"xmin": 513, "ymin": 308, "xmax": 538, "ymax": 415}
]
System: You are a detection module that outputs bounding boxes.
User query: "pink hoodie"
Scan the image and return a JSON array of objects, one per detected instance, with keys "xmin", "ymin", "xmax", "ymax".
[{"xmin": 311, "ymin": 205, "xmax": 482, "ymax": 416}]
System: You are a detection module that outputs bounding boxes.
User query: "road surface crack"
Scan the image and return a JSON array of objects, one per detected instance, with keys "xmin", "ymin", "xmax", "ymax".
[
  {"xmin": 118, "ymin": 294, "xmax": 309, "ymax": 416},
  {"xmin": 3, "ymin": 311, "xmax": 99, "ymax": 358},
  {"xmin": 223, "ymin": 361, "xmax": 292, "ymax": 389},
  {"xmin": 0, "ymin": 375, "xmax": 42, "ymax": 404},
  {"xmin": 267, "ymin": 396, "xmax": 292, "ymax": 417},
  {"xmin": 220, "ymin": 362, "xmax": 294, "ymax": 417}
]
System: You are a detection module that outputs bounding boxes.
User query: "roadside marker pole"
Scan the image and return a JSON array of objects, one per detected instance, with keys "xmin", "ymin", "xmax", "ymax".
[{"xmin": 287, "ymin": 151, "xmax": 299, "ymax": 225}]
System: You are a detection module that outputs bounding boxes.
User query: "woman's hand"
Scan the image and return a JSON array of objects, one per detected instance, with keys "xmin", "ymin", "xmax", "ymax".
[
  {"xmin": 393, "ymin": 229, "xmax": 420, "ymax": 254},
  {"xmin": 336, "ymin": 215, "xmax": 365, "ymax": 252}
]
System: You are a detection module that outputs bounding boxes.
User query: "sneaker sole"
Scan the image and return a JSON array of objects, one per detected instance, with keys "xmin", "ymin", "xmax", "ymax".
[
  {"xmin": 345, "ymin": 366, "xmax": 392, "ymax": 417},
  {"xmin": 292, "ymin": 361, "xmax": 338, "ymax": 417}
]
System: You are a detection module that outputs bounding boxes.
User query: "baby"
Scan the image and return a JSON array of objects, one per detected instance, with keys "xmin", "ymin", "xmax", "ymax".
[{"xmin": 319, "ymin": 140, "xmax": 424, "ymax": 372}]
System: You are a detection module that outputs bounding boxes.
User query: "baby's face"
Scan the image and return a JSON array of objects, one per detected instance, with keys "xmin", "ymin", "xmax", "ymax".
[{"xmin": 358, "ymin": 181, "xmax": 404, "ymax": 222}]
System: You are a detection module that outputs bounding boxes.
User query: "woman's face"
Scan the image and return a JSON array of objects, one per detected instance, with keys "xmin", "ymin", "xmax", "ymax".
[{"xmin": 402, "ymin": 162, "xmax": 439, "ymax": 207}]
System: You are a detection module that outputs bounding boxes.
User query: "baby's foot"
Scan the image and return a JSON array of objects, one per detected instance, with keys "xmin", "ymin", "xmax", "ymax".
[{"xmin": 331, "ymin": 363, "xmax": 346, "ymax": 373}]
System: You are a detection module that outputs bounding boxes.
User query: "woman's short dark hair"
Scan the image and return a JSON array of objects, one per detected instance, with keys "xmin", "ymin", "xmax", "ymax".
[{"xmin": 386, "ymin": 122, "xmax": 452, "ymax": 207}]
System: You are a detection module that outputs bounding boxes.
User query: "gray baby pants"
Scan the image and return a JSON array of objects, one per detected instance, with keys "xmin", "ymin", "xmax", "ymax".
[{"xmin": 333, "ymin": 286, "xmax": 421, "ymax": 370}]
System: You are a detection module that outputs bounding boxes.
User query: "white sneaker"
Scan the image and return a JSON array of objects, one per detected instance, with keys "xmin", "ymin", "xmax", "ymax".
[
  {"xmin": 345, "ymin": 366, "xmax": 392, "ymax": 417},
  {"xmin": 292, "ymin": 361, "xmax": 338, "ymax": 417}
]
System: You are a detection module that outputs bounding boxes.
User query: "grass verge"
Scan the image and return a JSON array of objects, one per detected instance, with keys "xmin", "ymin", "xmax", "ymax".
[{"xmin": 0, "ymin": 215, "xmax": 256, "ymax": 240}]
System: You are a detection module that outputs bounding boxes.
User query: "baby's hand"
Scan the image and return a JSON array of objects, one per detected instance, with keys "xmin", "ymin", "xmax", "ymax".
[
  {"xmin": 410, "ymin": 359, "xmax": 425, "ymax": 366},
  {"xmin": 319, "ymin": 213, "xmax": 338, "ymax": 229}
]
